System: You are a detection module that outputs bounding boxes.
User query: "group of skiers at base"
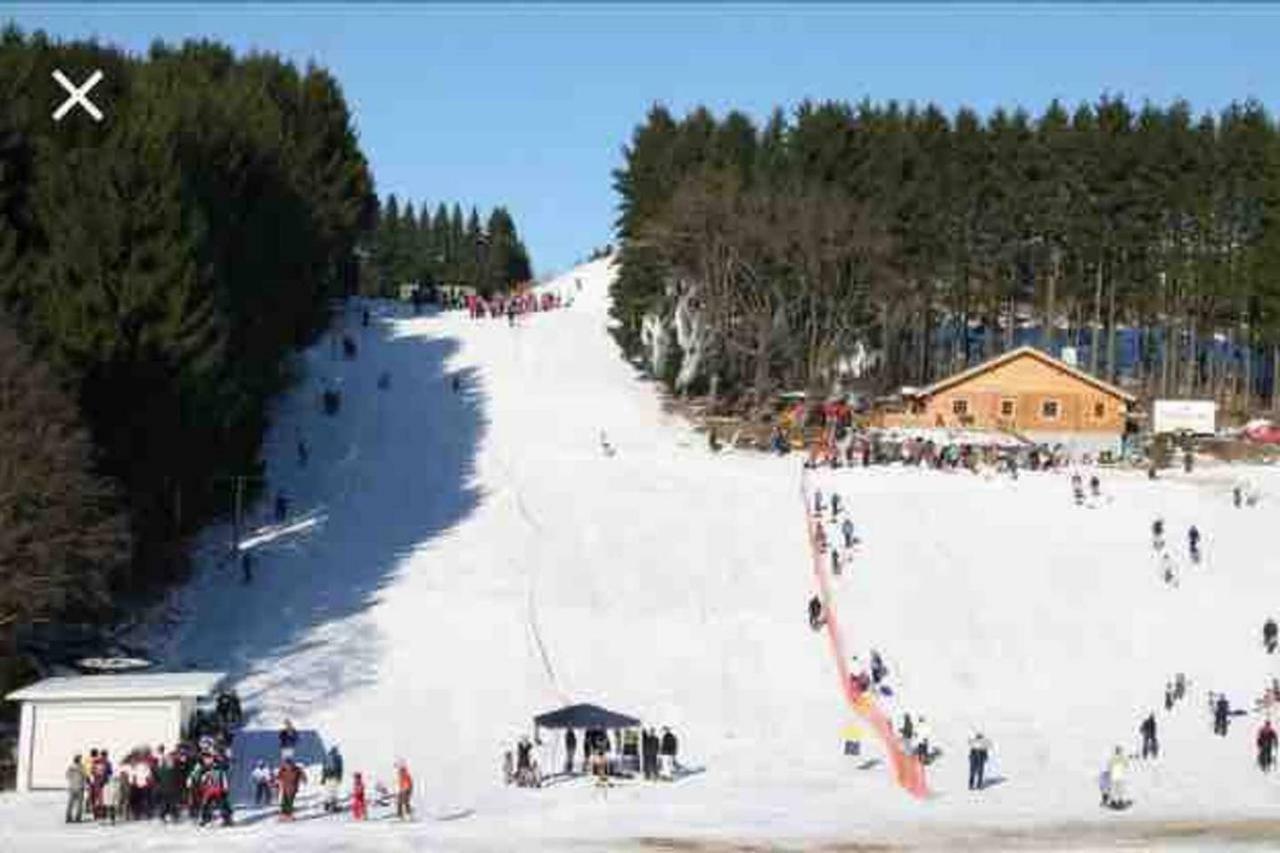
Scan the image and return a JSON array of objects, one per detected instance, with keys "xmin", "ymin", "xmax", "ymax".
[
  {"xmin": 508, "ymin": 726, "xmax": 682, "ymax": 787},
  {"xmin": 63, "ymin": 737, "xmax": 234, "ymax": 828}
]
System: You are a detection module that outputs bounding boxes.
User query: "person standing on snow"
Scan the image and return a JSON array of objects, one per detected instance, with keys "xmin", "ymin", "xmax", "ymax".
[
  {"xmin": 1152, "ymin": 518, "xmax": 1165, "ymax": 551},
  {"xmin": 841, "ymin": 517, "xmax": 855, "ymax": 549},
  {"xmin": 1071, "ymin": 473, "xmax": 1084, "ymax": 505},
  {"xmin": 1107, "ymin": 747, "xmax": 1130, "ymax": 808},
  {"xmin": 395, "ymin": 760, "xmax": 414, "ymax": 819},
  {"xmin": 1214, "ymin": 695, "xmax": 1231, "ymax": 736},
  {"xmin": 830, "ymin": 547, "xmax": 842, "ymax": 576},
  {"xmin": 659, "ymin": 728, "xmax": 678, "ymax": 779},
  {"xmin": 274, "ymin": 491, "xmax": 289, "ymax": 523},
  {"xmin": 870, "ymin": 650, "xmax": 887, "ymax": 686},
  {"xmin": 808, "ymin": 595, "xmax": 824, "ymax": 631},
  {"xmin": 321, "ymin": 745, "xmax": 343, "ymax": 812},
  {"xmin": 831, "ymin": 493, "xmax": 842, "ymax": 518},
  {"xmin": 1164, "ymin": 681, "xmax": 1175, "ymax": 712},
  {"xmin": 914, "ymin": 717, "xmax": 932, "ymax": 764},
  {"xmin": 1265, "ymin": 618, "xmax": 1278, "ymax": 654},
  {"xmin": 967, "ymin": 732, "xmax": 991, "ymax": 790},
  {"xmin": 276, "ymin": 758, "xmax": 305, "ymax": 821},
  {"xmin": 351, "ymin": 772, "xmax": 367, "ymax": 820},
  {"xmin": 252, "ymin": 760, "xmax": 273, "ymax": 806},
  {"xmin": 279, "ymin": 719, "xmax": 299, "ymax": 762},
  {"xmin": 900, "ymin": 713, "xmax": 915, "ymax": 750},
  {"xmin": 1188, "ymin": 525, "xmax": 1201, "ymax": 563},
  {"xmin": 1140, "ymin": 713, "xmax": 1158, "ymax": 759},
  {"xmin": 65, "ymin": 755, "xmax": 86, "ymax": 823},
  {"xmin": 1258, "ymin": 721, "xmax": 1278, "ymax": 772},
  {"xmin": 1090, "ymin": 475, "xmax": 1101, "ymax": 498}
]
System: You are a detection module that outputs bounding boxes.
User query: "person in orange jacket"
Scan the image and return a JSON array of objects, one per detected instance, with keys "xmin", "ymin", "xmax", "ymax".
[
  {"xmin": 395, "ymin": 760, "xmax": 413, "ymax": 820},
  {"xmin": 351, "ymin": 772, "xmax": 367, "ymax": 820}
]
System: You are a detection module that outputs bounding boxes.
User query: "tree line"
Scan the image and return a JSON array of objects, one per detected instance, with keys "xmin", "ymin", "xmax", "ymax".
[
  {"xmin": 610, "ymin": 99, "xmax": 1280, "ymax": 413},
  {"xmin": 0, "ymin": 28, "xmax": 377, "ymax": 672},
  {"xmin": 365, "ymin": 194, "xmax": 531, "ymax": 298}
]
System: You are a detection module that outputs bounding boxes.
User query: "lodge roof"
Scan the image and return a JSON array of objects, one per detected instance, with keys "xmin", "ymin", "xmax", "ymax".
[
  {"xmin": 914, "ymin": 345, "xmax": 1137, "ymax": 404},
  {"xmin": 5, "ymin": 672, "xmax": 225, "ymax": 703}
]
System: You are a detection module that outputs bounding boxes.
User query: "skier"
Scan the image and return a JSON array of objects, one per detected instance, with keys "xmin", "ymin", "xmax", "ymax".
[
  {"xmin": 451, "ymin": 373, "xmax": 461, "ymax": 394},
  {"xmin": 276, "ymin": 758, "xmax": 305, "ymax": 821},
  {"xmin": 967, "ymin": 732, "xmax": 991, "ymax": 790},
  {"xmin": 1174, "ymin": 672, "xmax": 1187, "ymax": 701},
  {"xmin": 813, "ymin": 489, "xmax": 824, "ymax": 515},
  {"xmin": 1164, "ymin": 681, "xmax": 1175, "ymax": 712},
  {"xmin": 600, "ymin": 430, "xmax": 616, "ymax": 457},
  {"xmin": 395, "ymin": 760, "xmax": 413, "ymax": 820},
  {"xmin": 870, "ymin": 650, "xmax": 887, "ymax": 685},
  {"xmin": 808, "ymin": 595, "xmax": 824, "ymax": 631},
  {"xmin": 831, "ymin": 493, "xmax": 842, "ymax": 519},
  {"xmin": 814, "ymin": 523, "xmax": 828, "ymax": 553},
  {"xmin": 914, "ymin": 717, "xmax": 932, "ymax": 765},
  {"xmin": 1140, "ymin": 713, "xmax": 1158, "ymax": 759},
  {"xmin": 321, "ymin": 745, "xmax": 343, "ymax": 813},
  {"xmin": 1234, "ymin": 485, "xmax": 1244, "ymax": 508},
  {"xmin": 1188, "ymin": 525, "xmax": 1201, "ymax": 564},
  {"xmin": 1160, "ymin": 552, "xmax": 1178, "ymax": 588},
  {"xmin": 274, "ymin": 491, "xmax": 289, "ymax": 523},
  {"xmin": 841, "ymin": 517, "xmax": 855, "ymax": 549},
  {"xmin": 1258, "ymin": 721, "xmax": 1278, "ymax": 772},
  {"xmin": 1071, "ymin": 473, "xmax": 1084, "ymax": 506},
  {"xmin": 1265, "ymin": 618, "xmax": 1278, "ymax": 654},
  {"xmin": 279, "ymin": 719, "xmax": 299, "ymax": 761},
  {"xmin": 241, "ymin": 551, "xmax": 253, "ymax": 585},
  {"xmin": 361, "ymin": 308, "xmax": 370, "ymax": 327},
  {"xmin": 1214, "ymin": 694, "xmax": 1231, "ymax": 736},
  {"xmin": 899, "ymin": 714, "xmax": 915, "ymax": 751},
  {"xmin": 830, "ymin": 547, "xmax": 841, "ymax": 576},
  {"xmin": 1090, "ymin": 474, "xmax": 1101, "ymax": 498},
  {"xmin": 1152, "ymin": 518, "xmax": 1165, "ymax": 551},
  {"xmin": 297, "ymin": 438, "xmax": 308, "ymax": 467},
  {"xmin": 1107, "ymin": 746, "xmax": 1130, "ymax": 809},
  {"xmin": 351, "ymin": 772, "xmax": 367, "ymax": 820}
]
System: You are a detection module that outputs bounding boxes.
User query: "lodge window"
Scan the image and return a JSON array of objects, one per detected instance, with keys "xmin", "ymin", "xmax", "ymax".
[
  {"xmin": 952, "ymin": 399, "xmax": 969, "ymax": 416},
  {"xmin": 1000, "ymin": 399, "xmax": 1015, "ymax": 417},
  {"xmin": 1094, "ymin": 401, "xmax": 1106, "ymax": 418},
  {"xmin": 1042, "ymin": 400, "xmax": 1060, "ymax": 420}
]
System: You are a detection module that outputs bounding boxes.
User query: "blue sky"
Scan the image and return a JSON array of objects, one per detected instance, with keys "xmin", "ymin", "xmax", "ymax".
[{"xmin": 8, "ymin": 3, "xmax": 1280, "ymax": 274}]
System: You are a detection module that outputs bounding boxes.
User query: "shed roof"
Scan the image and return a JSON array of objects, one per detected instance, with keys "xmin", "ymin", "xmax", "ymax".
[
  {"xmin": 533, "ymin": 702, "xmax": 640, "ymax": 730},
  {"xmin": 918, "ymin": 345, "xmax": 1137, "ymax": 403},
  {"xmin": 5, "ymin": 672, "xmax": 225, "ymax": 703}
]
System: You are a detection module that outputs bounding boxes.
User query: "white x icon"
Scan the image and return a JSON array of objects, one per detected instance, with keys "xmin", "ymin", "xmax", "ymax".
[{"xmin": 52, "ymin": 69, "xmax": 105, "ymax": 123}]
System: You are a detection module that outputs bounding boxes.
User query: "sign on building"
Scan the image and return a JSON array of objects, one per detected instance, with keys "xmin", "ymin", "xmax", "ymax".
[{"xmin": 1152, "ymin": 399, "xmax": 1217, "ymax": 435}]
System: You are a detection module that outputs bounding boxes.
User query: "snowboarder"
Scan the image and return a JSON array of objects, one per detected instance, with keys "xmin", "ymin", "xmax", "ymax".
[
  {"xmin": 1259, "ymin": 721, "xmax": 1278, "ymax": 772},
  {"xmin": 1090, "ymin": 475, "xmax": 1101, "ymax": 498},
  {"xmin": 808, "ymin": 595, "xmax": 824, "ymax": 631},
  {"xmin": 967, "ymin": 732, "xmax": 991, "ymax": 790},
  {"xmin": 1140, "ymin": 713, "xmax": 1158, "ymax": 759},
  {"xmin": 1188, "ymin": 525, "xmax": 1201, "ymax": 564},
  {"xmin": 1214, "ymin": 695, "xmax": 1231, "ymax": 736},
  {"xmin": 841, "ymin": 517, "xmax": 855, "ymax": 549},
  {"xmin": 1265, "ymin": 618, "xmax": 1278, "ymax": 654},
  {"xmin": 1152, "ymin": 518, "xmax": 1165, "ymax": 551}
]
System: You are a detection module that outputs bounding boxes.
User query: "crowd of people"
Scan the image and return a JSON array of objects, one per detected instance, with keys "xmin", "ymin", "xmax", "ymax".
[
  {"xmin": 504, "ymin": 725, "xmax": 683, "ymax": 789},
  {"xmin": 463, "ymin": 290, "xmax": 566, "ymax": 323}
]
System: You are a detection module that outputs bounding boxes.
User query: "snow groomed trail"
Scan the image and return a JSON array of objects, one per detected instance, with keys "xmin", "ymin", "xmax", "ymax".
[{"xmin": 800, "ymin": 470, "xmax": 929, "ymax": 799}]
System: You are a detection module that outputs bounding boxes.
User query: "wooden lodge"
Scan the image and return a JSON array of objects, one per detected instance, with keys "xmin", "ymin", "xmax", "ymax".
[{"xmin": 872, "ymin": 346, "xmax": 1137, "ymax": 453}]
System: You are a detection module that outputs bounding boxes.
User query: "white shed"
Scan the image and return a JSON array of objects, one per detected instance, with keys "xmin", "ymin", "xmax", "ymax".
[{"xmin": 5, "ymin": 671, "xmax": 225, "ymax": 791}]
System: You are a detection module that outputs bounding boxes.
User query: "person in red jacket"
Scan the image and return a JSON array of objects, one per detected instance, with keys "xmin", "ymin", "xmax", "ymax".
[
  {"xmin": 351, "ymin": 772, "xmax": 367, "ymax": 820},
  {"xmin": 276, "ymin": 758, "xmax": 306, "ymax": 821},
  {"xmin": 395, "ymin": 760, "xmax": 413, "ymax": 820}
]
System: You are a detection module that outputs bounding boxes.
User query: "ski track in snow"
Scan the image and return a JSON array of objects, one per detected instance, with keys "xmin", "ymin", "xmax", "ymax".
[{"xmin": 9, "ymin": 257, "xmax": 1280, "ymax": 850}]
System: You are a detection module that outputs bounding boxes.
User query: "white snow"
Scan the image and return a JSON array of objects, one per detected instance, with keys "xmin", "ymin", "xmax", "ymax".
[{"xmin": 6, "ymin": 256, "xmax": 1280, "ymax": 849}]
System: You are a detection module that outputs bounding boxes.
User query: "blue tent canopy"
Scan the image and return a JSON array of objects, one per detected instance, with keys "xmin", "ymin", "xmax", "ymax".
[{"xmin": 533, "ymin": 703, "xmax": 640, "ymax": 730}]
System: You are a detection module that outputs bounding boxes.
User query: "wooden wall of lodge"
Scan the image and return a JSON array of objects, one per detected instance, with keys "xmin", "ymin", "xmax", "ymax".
[{"xmin": 876, "ymin": 355, "xmax": 1129, "ymax": 435}]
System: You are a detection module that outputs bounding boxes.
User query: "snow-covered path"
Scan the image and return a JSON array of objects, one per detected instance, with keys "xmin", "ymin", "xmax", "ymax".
[{"xmin": 8, "ymin": 257, "xmax": 1280, "ymax": 850}]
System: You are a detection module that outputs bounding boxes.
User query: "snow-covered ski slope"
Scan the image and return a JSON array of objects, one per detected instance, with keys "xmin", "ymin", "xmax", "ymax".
[{"xmin": 8, "ymin": 256, "xmax": 1280, "ymax": 850}]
